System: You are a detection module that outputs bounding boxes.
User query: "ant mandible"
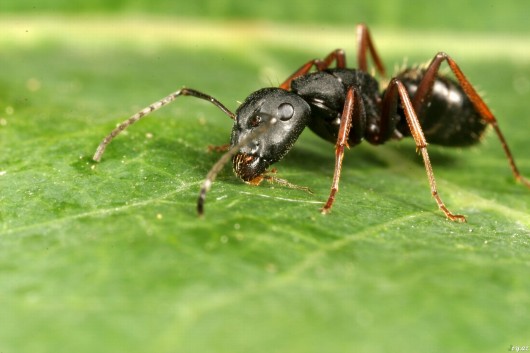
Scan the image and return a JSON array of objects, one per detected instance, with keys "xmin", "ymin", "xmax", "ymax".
[{"xmin": 92, "ymin": 24, "xmax": 529, "ymax": 222}]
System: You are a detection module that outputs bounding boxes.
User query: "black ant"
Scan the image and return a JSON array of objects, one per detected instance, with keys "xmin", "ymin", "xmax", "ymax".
[{"xmin": 92, "ymin": 24, "xmax": 529, "ymax": 222}]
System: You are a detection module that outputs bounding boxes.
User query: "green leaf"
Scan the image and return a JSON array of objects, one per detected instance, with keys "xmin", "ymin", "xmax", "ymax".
[{"xmin": 1, "ymin": 17, "xmax": 529, "ymax": 353}]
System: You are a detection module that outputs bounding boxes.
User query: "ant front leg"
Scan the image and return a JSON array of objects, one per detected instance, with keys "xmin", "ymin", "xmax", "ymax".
[
  {"xmin": 279, "ymin": 49, "xmax": 346, "ymax": 90},
  {"xmin": 321, "ymin": 87, "xmax": 365, "ymax": 214},
  {"xmin": 413, "ymin": 52, "xmax": 530, "ymax": 188},
  {"xmin": 207, "ymin": 144, "xmax": 230, "ymax": 153},
  {"xmin": 382, "ymin": 79, "xmax": 467, "ymax": 222}
]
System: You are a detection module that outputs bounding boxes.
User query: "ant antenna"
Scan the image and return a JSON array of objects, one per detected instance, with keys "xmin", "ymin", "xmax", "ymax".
[
  {"xmin": 197, "ymin": 117, "xmax": 278, "ymax": 216},
  {"xmin": 93, "ymin": 88, "xmax": 235, "ymax": 162}
]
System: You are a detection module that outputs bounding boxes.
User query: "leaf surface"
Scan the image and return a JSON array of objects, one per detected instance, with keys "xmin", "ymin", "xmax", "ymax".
[{"xmin": 1, "ymin": 17, "xmax": 529, "ymax": 353}]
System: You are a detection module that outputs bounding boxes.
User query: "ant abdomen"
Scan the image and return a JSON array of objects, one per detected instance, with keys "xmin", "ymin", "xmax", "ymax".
[{"xmin": 396, "ymin": 68, "xmax": 488, "ymax": 147}]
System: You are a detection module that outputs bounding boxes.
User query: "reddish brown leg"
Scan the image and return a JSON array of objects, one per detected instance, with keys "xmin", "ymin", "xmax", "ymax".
[
  {"xmin": 207, "ymin": 144, "xmax": 230, "ymax": 153},
  {"xmin": 262, "ymin": 174, "xmax": 314, "ymax": 194},
  {"xmin": 356, "ymin": 24, "xmax": 386, "ymax": 77},
  {"xmin": 321, "ymin": 87, "xmax": 361, "ymax": 214},
  {"xmin": 382, "ymin": 79, "xmax": 467, "ymax": 222},
  {"xmin": 279, "ymin": 49, "xmax": 346, "ymax": 90},
  {"xmin": 412, "ymin": 52, "xmax": 530, "ymax": 188}
]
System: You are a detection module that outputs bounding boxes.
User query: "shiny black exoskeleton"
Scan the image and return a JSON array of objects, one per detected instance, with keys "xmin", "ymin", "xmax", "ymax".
[
  {"xmin": 394, "ymin": 68, "xmax": 487, "ymax": 146},
  {"xmin": 230, "ymin": 88, "xmax": 311, "ymax": 182},
  {"xmin": 93, "ymin": 24, "xmax": 528, "ymax": 221},
  {"xmin": 230, "ymin": 65, "xmax": 488, "ymax": 184}
]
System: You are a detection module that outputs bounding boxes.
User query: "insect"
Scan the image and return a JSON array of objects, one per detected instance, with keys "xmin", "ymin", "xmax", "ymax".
[{"xmin": 92, "ymin": 24, "xmax": 529, "ymax": 221}]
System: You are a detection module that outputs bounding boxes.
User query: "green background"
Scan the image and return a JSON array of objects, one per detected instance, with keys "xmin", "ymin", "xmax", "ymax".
[
  {"xmin": 1, "ymin": 1, "xmax": 529, "ymax": 352},
  {"xmin": 1, "ymin": 0, "xmax": 530, "ymax": 33}
]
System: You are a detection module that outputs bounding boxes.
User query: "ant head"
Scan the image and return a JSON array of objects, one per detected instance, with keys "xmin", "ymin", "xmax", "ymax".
[{"xmin": 230, "ymin": 88, "xmax": 311, "ymax": 182}]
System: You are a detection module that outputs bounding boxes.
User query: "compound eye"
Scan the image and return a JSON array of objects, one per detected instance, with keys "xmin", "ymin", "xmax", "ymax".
[
  {"xmin": 277, "ymin": 103, "xmax": 294, "ymax": 121},
  {"xmin": 248, "ymin": 114, "xmax": 262, "ymax": 128}
]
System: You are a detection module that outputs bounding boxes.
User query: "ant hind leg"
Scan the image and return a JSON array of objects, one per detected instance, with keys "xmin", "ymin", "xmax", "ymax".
[
  {"xmin": 381, "ymin": 78, "xmax": 467, "ymax": 222},
  {"xmin": 413, "ymin": 52, "xmax": 530, "ymax": 188}
]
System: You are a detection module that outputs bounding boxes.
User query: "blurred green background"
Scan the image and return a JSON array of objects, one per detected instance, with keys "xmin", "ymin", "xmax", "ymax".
[
  {"xmin": 1, "ymin": 0, "xmax": 529, "ymax": 33},
  {"xmin": 1, "ymin": 1, "xmax": 529, "ymax": 353}
]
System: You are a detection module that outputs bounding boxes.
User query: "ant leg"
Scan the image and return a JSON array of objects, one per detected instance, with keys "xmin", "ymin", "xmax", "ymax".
[
  {"xmin": 318, "ymin": 49, "xmax": 347, "ymax": 70},
  {"xmin": 93, "ymin": 88, "xmax": 235, "ymax": 162},
  {"xmin": 207, "ymin": 144, "xmax": 230, "ymax": 153},
  {"xmin": 262, "ymin": 170, "xmax": 314, "ymax": 194},
  {"xmin": 356, "ymin": 24, "xmax": 386, "ymax": 76},
  {"xmin": 279, "ymin": 49, "xmax": 346, "ymax": 90},
  {"xmin": 412, "ymin": 52, "xmax": 530, "ymax": 188},
  {"xmin": 382, "ymin": 79, "xmax": 467, "ymax": 222},
  {"xmin": 321, "ymin": 87, "xmax": 364, "ymax": 214}
]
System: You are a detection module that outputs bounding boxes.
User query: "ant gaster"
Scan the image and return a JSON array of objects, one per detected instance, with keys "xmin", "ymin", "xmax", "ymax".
[{"xmin": 93, "ymin": 24, "xmax": 529, "ymax": 222}]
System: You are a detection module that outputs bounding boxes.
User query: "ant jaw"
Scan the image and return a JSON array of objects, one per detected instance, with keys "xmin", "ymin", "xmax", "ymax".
[{"xmin": 232, "ymin": 153, "xmax": 270, "ymax": 183}]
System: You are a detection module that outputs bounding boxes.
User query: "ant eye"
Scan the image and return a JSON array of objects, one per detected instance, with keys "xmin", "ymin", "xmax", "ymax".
[
  {"xmin": 278, "ymin": 103, "xmax": 294, "ymax": 121},
  {"xmin": 249, "ymin": 115, "xmax": 262, "ymax": 128}
]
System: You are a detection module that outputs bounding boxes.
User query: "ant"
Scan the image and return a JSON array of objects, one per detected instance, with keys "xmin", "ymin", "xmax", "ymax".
[{"xmin": 92, "ymin": 24, "xmax": 529, "ymax": 222}]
